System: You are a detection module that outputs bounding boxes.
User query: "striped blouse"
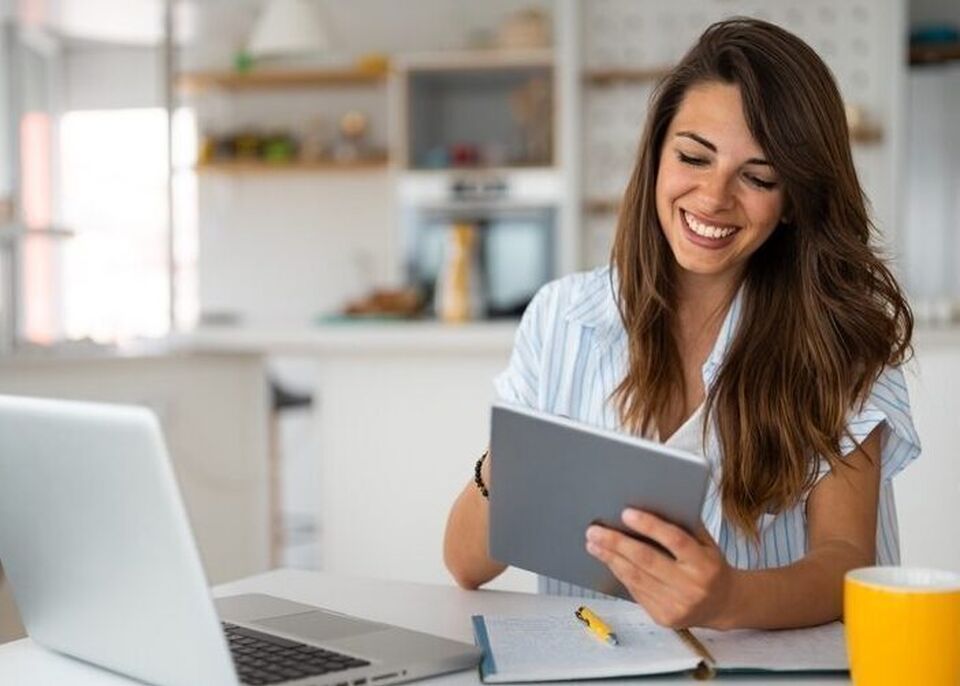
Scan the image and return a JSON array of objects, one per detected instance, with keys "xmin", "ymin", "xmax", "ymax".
[{"xmin": 493, "ymin": 266, "xmax": 921, "ymax": 598}]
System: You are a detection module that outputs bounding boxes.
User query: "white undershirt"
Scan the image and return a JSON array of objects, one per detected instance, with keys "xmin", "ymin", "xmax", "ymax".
[{"xmin": 651, "ymin": 402, "xmax": 706, "ymax": 457}]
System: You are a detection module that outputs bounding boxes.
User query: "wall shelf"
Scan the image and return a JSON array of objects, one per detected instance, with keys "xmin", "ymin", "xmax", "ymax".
[
  {"xmin": 584, "ymin": 68, "xmax": 883, "ymax": 145},
  {"xmin": 583, "ymin": 67, "xmax": 673, "ymax": 85},
  {"xmin": 584, "ymin": 198, "xmax": 621, "ymax": 215},
  {"xmin": 194, "ymin": 158, "xmax": 389, "ymax": 174},
  {"xmin": 909, "ymin": 43, "xmax": 960, "ymax": 66},
  {"xmin": 178, "ymin": 68, "xmax": 388, "ymax": 93}
]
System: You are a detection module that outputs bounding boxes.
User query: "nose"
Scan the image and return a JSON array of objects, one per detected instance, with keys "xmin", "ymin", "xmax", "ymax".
[{"xmin": 698, "ymin": 169, "xmax": 736, "ymax": 213}]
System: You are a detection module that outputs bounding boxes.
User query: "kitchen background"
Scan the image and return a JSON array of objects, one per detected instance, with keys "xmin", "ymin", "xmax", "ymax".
[{"xmin": 1, "ymin": 0, "xmax": 959, "ymax": 643}]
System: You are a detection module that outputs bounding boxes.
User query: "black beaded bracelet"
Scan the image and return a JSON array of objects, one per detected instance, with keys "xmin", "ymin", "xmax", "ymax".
[{"xmin": 474, "ymin": 449, "xmax": 490, "ymax": 498}]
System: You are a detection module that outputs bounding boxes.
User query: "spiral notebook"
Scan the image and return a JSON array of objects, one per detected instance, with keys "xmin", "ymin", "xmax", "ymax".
[{"xmin": 471, "ymin": 601, "xmax": 848, "ymax": 682}]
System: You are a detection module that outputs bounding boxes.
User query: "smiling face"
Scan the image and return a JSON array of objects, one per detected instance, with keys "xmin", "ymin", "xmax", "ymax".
[{"xmin": 655, "ymin": 81, "xmax": 786, "ymax": 294}]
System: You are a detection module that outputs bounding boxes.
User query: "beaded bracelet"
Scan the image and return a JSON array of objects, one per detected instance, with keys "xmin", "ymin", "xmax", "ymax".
[{"xmin": 474, "ymin": 449, "xmax": 490, "ymax": 498}]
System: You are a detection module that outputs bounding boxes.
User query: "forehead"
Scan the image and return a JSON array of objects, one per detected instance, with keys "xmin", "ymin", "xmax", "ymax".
[{"xmin": 667, "ymin": 81, "xmax": 766, "ymax": 158}]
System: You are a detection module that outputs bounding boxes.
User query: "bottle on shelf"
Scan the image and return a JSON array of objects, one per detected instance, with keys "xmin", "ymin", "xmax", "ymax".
[{"xmin": 434, "ymin": 222, "xmax": 485, "ymax": 323}]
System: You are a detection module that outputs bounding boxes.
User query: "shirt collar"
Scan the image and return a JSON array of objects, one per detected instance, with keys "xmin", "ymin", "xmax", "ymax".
[
  {"xmin": 562, "ymin": 266, "xmax": 745, "ymax": 388},
  {"xmin": 561, "ymin": 266, "xmax": 623, "ymax": 347}
]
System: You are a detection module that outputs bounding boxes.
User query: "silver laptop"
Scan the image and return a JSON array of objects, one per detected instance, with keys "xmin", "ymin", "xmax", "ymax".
[{"xmin": 0, "ymin": 395, "xmax": 481, "ymax": 686}]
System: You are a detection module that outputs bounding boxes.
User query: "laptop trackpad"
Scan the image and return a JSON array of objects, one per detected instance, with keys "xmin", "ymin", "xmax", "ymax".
[{"xmin": 254, "ymin": 611, "xmax": 387, "ymax": 642}]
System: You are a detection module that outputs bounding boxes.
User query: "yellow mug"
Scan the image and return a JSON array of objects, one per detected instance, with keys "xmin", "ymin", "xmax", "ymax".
[{"xmin": 845, "ymin": 566, "xmax": 960, "ymax": 686}]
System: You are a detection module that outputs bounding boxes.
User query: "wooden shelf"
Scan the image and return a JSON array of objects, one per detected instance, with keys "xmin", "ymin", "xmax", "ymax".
[
  {"xmin": 194, "ymin": 158, "xmax": 390, "ymax": 174},
  {"xmin": 584, "ymin": 67, "xmax": 674, "ymax": 85},
  {"xmin": 910, "ymin": 43, "xmax": 960, "ymax": 65},
  {"xmin": 178, "ymin": 67, "xmax": 388, "ymax": 93},
  {"xmin": 584, "ymin": 198, "xmax": 621, "ymax": 214}
]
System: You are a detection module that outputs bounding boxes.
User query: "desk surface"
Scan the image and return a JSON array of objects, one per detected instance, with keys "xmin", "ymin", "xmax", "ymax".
[{"xmin": 0, "ymin": 568, "xmax": 850, "ymax": 685}]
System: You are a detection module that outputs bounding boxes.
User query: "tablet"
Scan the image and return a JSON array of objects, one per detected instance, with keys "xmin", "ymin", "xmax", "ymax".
[{"xmin": 488, "ymin": 402, "xmax": 710, "ymax": 599}]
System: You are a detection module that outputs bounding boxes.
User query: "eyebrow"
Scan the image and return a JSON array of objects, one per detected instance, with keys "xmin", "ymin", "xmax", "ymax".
[{"xmin": 675, "ymin": 131, "xmax": 772, "ymax": 167}]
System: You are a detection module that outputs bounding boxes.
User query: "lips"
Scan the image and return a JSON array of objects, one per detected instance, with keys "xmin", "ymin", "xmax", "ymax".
[{"xmin": 680, "ymin": 209, "xmax": 741, "ymax": 249}]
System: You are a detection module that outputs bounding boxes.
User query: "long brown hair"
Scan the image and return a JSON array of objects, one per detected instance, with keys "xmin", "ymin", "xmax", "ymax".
[{"xmin": 610, "ymin": 18, "xmax": 912, "ymax": 538}]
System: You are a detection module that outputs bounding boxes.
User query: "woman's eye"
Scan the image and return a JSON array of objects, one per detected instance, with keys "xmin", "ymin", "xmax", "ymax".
[
  {"xmin": 745, "ymin": 174, "xmax": 778, "ymax": 190},
  {"xmin": 677, "ymin": 151, "xmax": 708, "ymax": 166}
]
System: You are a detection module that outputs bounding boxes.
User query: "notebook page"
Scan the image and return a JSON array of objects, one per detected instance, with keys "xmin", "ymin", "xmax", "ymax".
[
  {"xmin": 473, "ymin": 610, "xmax": 699, "ymax": 683},
  {"xmin": 696, "ymin": 621, "xmax": 848, "ymax": 672}
]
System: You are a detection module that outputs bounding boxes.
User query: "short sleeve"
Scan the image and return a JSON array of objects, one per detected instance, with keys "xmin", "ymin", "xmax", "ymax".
[
  {"xmin": 835, "ymin": 365, "xmax": 922, "ymax": 482},
  {"xmin": 492, "ymin": 283, "xmax": 553, "ymax": 409}
]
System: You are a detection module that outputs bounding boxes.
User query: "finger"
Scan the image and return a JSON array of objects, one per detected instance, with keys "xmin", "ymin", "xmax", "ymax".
[
  {"xmin": 692, "ymin": 521, "xmax": 718, "ymax": 546},
  {"xmin": 586, "ymin": 537, "xmax": 682, "ymax": 618},
  {"xmin": 621, "ymin": 509, "xmax": 700, "ymax": 562},
  {"xmin": 586, "ymin": 525, "xmax": 678, "ymax": 587},
  {"xmin": 587, "ymin": 532, "xmax": 674, "ymax": 606}
]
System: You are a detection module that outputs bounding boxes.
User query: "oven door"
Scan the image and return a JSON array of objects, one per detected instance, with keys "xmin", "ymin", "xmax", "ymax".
[{"xmin": 404, "ymin": 206, "xmax": 555, "ymax": 319}]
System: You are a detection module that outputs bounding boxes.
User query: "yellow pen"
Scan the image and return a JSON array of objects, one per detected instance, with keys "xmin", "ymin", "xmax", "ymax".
[{"xmin": 574, "ymin": 605, "xmax": 619, "ymax": 646}]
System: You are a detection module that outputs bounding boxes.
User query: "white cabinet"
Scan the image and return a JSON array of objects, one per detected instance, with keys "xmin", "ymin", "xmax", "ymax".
[
  {"xmin": 898, "ymin": 334, "xmax": 960, "ymax": 572},
  {"xmin": 0, "ymin": 352, "xmax": 271, "ymax": 583},
  {"xmin": 296, "ymin": 326, "xmax": 536, "ymax": 592}
]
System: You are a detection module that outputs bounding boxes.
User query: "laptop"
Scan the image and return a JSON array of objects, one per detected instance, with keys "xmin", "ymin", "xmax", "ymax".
[
  {"xmin": 488, "ymin": 402, "xmax": 710, "ymax": 598},
  {"xmin": 0, "ymin": 395, "xmax": 481, "ymax": 686}
]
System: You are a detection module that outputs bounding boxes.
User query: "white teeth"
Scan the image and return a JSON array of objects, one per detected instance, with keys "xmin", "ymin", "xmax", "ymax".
[{"xmin": 683, "ymin": 210, "xmax": 738, "ymax": 239}]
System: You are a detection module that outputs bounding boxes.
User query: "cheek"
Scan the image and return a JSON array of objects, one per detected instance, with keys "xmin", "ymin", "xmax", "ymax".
[
  {"xmin": 655, "ymin": 160, "xmax": 692, "ymax": 223},
  {"xmin": 744, "ymin": 194, "xmax": 785, "ymax": 238}
]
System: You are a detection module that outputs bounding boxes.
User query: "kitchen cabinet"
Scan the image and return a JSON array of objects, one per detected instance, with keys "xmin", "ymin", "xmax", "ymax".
[
  {"xmin": 395, "ymin": 49, "xmax": 556, "ymax": 171},
  {"xmin": 393, "ymin": 50, "xmax": 562, "ymax": 320}
]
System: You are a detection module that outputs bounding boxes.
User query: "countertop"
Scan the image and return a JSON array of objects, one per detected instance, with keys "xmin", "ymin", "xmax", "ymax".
[
  {"xmin": 1, "ymin": 319, "xmax": 959, "ymax": 364},
  {"xmin": 170, "ymin": 320, "xmax": 960, "ymax": 354},
  {"xmin": 167, "ymin": 319, "xmax": 520, "ymax": 355}
]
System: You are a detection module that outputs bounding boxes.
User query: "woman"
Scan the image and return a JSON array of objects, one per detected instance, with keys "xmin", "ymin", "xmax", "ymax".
[{"xmin": 443, "ymin": 17, "xmax": 920, "ymax": 631}]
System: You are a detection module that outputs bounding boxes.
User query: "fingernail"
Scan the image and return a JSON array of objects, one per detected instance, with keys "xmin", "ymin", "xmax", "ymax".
[{"xmin": 586, "ymin": 526, "xmax": 601, "ymax": 542}]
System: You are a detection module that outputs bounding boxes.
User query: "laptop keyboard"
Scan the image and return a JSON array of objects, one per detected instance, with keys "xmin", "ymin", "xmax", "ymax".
[{"xmin": 223, "ymin": 621, "xmax": 371, "ymax": 685}]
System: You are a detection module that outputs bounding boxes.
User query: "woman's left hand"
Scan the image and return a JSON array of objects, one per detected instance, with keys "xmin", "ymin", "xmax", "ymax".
[{"xmin": 586, "ymin": 509, "xmax": 740, "ymax": 629}]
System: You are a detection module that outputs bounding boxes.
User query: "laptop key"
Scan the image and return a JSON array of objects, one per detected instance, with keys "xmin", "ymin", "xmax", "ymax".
[
  {"xmin": 297, "ymin": 646, "xmax": 330, "ymax": 655},
  {"xmin": 224, "ymin": 622, "xmax": 370, "ymax": 685},
  {"xmin": 224, "ymin": 622, "xmax": 302, "ymax": 648}
]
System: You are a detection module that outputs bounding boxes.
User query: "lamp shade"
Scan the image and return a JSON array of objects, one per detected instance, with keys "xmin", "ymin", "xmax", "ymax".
[{"xmin": 247, "ymin": 0, "xmax": 330, "ymax": 58}]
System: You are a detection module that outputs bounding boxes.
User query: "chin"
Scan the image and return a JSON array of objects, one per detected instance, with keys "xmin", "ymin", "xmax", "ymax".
[{"xmin": 671, "ymin": 247, "xmax": 734, "ymax": 278}]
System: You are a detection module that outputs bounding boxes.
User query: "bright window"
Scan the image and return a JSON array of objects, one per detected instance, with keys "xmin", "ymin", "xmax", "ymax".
[{"xmin": 58, "ymin": 108, "xmax": 171, "ymax": 343}]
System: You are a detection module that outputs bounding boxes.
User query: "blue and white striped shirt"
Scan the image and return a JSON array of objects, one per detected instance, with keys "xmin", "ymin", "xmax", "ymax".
[{"xmin": 493, "ymin": 266, "xmax": 921, "ymax": 597}]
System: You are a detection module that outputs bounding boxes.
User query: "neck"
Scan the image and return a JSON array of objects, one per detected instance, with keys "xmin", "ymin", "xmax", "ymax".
[{"xmin": 674, "ymin": 269, "xmax": 741, "ymax": 330}]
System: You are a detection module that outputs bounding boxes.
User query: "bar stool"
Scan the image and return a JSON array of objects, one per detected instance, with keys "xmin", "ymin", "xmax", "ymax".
[{"xmin": 268, "ymin": 379, "xmax": 314, "ymax": 568}]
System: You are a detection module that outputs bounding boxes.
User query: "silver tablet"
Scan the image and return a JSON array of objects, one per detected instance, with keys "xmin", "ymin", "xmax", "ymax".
[{"xmin": 488, "ymin": 402, "xmax": 711, "ymax": 598}]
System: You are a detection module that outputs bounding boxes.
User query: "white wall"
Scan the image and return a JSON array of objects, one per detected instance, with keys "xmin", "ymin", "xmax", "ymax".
[
  {"xmin": 64, "ymin": 45, "xmax": 163, "ymax": 110},
  {"xmin": 196, "ymin": 171, "xmax": 394, "ymax": 326},
  {"xmin": 902, "ymin": 64, "xmax": 960, "ymax": 303},
  {"xmin": 180, "ymin": 0, "xmax": 556, "ymax": 70},
  {"xmin": 0, "ymin": 26, "xmax": 11, "ymax": 200},
  {"xmin": 898, "ymin": 339, "xmax": 960, "ymax": 573}
]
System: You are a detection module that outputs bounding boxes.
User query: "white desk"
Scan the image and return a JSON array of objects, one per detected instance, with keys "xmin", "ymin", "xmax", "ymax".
[{"xmin": 0, "ymin": 568, "xmax": 850, "ymax": 685}]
